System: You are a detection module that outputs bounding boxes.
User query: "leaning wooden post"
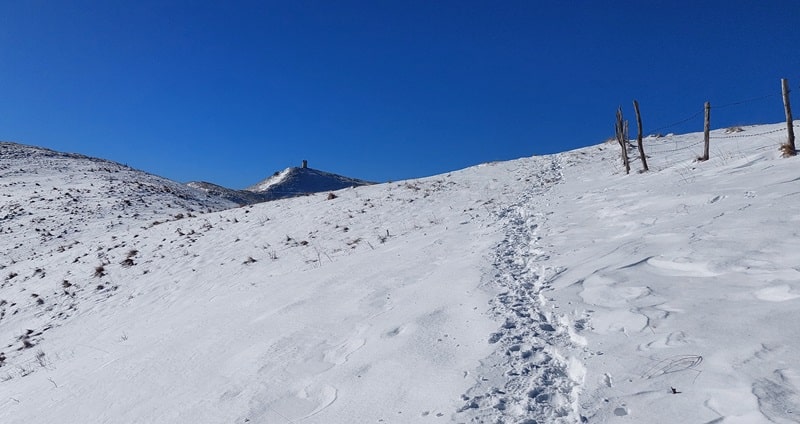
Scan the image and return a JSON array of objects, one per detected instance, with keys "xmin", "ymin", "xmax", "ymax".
[
  {"xmin": 615, "ymin": 107, "xmax": 630, "ymax": 174},
  {"xmin": 781, "ymin": 78, "xmax": 796, "ymax": 156},
  {"xmin": 700, "ymin": 101, "xmax": 711, "ymax": 161},
  {"xmin": 633, "ymin": 100, "xmax": 648, "ymax": 171}
]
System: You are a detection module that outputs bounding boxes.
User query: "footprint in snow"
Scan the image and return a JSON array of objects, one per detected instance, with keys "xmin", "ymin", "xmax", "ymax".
[{"xmin": 754, "ymin": 284, "xmax": 800, "ymax": 302}]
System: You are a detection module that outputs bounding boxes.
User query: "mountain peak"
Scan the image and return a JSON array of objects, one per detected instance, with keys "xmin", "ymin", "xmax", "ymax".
[
  {"xmin": 188, "ymin": 164, "xmax": 373, "ymax": 205},
  {"xmin": 245, "ymin": 165, "xmax": 372, "ymax": 197}
]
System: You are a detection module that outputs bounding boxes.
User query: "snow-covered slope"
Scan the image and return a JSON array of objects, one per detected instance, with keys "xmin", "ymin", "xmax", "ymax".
[
  {"xmin": 0, "ymin": 142, "xmax": 237, "ymax": 385},
  {"xmin": 2, "ymin": 124, "xmax": 800, "ymax": 424},
  {"xmin": 543, "ymin": 124, "xmax": 800, "ymax": 423},
  {"xmin": 0, "ymin": 143, "xmax": 537, "ymax": 423}
]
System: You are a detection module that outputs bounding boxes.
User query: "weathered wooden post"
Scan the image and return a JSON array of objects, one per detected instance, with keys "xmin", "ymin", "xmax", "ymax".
[
  {"xmin": 781, "ymin": 78, "xmax": 796, "ymax": 156},
  {"xmin": 615, "ymin": 107, "xmax": 630, "ymax": 174},
  {"xmin": 633, "ymin": 100, "xmax": 648, "ymax": 172},
  {"xmin": 700, "ymin": 102, "xmax": 711, "ymax": 161}
]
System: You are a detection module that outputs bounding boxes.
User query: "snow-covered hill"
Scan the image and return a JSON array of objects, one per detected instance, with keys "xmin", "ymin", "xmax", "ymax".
[
  {"xmin": 2, "ymin": 124, "xmax": 800, "ymax": 423},
  {"xmin": 188, "ymin": 164, "xmax": 373, "ymax": 205},
  {"xmin": 246, "ymin": 165, "xmax": 373, "ymax": 199},
  {"xmin": 0, "ymin": 142, "xmax": 236, "ymax": 385}
]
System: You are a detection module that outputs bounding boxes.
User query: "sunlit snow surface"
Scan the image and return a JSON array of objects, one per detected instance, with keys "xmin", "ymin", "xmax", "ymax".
[{"xmin": 2, "ymin": 124, "xmax": 800, "ymax": 423}]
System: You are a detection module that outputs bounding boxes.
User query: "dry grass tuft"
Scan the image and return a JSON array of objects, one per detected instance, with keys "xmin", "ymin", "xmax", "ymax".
[
  {"xmin": 780, "ymin": 143, "xmax": 797, "ymax": 157},
  {"xmin": 94, "ymin": 265, "xmax": 106, "ymax": 277}
]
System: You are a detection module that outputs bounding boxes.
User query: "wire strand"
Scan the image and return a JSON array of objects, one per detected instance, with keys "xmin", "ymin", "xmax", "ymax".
[
  {"xmin": 715, "ymin": 93, "xmax": 781, "ymax": 109},
  {"xmin": 649, "ymin": 109, "xmax": 705, "ymax": 133}
]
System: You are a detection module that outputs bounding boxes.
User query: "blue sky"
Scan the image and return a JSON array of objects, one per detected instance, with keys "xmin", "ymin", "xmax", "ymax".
[{"xmin": 2, "ymin": 1, "xmax": 799, "ymax": 188}]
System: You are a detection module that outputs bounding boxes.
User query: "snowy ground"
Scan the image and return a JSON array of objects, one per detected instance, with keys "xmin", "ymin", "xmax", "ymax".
[
  {"xmin": 2, "ymin": 124, "xmax": 800, "ymax": 423},
  {"xmin": 546, "ymin": 125, "xmax": 800, "ymax": 423}
]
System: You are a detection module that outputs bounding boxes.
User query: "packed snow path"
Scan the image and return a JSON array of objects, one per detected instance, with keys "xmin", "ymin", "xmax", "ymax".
[{"xmin": 457, "ymin": 155, "xmax": 584, "ymax": 423}]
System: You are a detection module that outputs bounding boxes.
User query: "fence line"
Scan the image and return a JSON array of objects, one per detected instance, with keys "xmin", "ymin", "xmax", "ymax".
[
  {"xmin": 710, "ymin": 126, "xmax": 790, "ymax": 139},
  {"xmin": 613, "ymin": 80, "xmax": 798, "ymax": 173},
  {"xmin": 637, "ymin": 85, "xmax": 793, "ymax": 136},
  {"xmin": 611, "ymin": 123, "xmax": 800, "ymax": 173}
]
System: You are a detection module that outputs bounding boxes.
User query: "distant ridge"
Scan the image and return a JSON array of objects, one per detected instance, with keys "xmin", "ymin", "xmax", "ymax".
[
  {"xmin": 0, "ymin": 141, "xmax": 372, "ymax": 207},
  {"xmin": 0, "ymin": 141, "xmax": 237, "ymax": 220},
  {"xmin": 188, "ymin": 162, "xmax": 374, "ymax": 205},
  {"xmin": 185, "ymin": 181, "xmax": 272, "ymax": 205}
]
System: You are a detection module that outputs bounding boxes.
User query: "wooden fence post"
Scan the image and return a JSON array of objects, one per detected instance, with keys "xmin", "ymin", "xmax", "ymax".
[
  {"xmin": 633, "ymin": 100, "xmax": 648, "ymax": 172},
  {"xmin": 615, "ymin": 107, "xmax": 630, "ymax": 174},
  {"xmin": 782, "ymin": 78, "xmax": 796, "ymax": 156},
  {"xmin": 700, "ymin": 102, "xmax": 711, "ymax": 161}
]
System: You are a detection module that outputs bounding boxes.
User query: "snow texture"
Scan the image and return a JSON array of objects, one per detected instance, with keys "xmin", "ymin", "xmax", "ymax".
[{"xmin": 2, "ymin": 123, "xmax": 800, "ymax": 423}]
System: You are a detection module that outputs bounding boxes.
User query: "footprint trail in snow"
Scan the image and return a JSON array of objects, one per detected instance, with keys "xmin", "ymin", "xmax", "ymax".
[{"xmin": 457, "ymin": 155, "xmax": 585, "ymax": 423}]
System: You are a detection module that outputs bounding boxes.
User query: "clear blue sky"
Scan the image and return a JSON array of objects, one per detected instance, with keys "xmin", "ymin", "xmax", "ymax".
[{"xmin": 2, "ymin": 1, "xmax": 799, "ymax": 188}]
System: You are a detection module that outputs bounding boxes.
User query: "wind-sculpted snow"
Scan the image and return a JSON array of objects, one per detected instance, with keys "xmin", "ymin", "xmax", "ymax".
[{"xmin": 547, "ymin": 124, "xmax": 800, "ymax": 422}]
